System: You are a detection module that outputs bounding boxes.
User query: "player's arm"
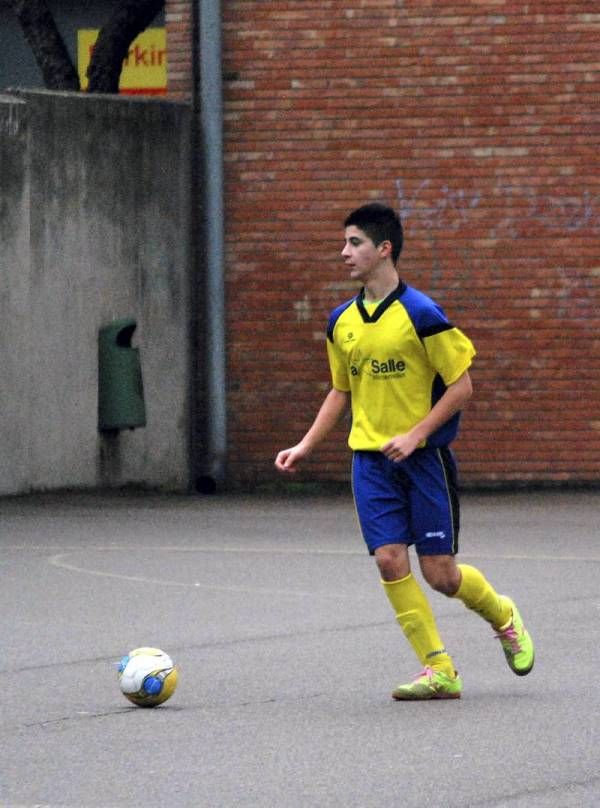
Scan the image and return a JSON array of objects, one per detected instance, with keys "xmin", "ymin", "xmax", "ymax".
[
  {"xmin": 275, "ymin": 387, "xmax": 350, "ymax": 473},
  {"xmin": 382, "ymin": 370, "xmax": 473, "ymax": 462}
]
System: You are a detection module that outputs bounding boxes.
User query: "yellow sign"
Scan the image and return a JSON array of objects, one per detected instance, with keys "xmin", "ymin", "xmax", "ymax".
[{"xmin": 78, "ymin": 28, "xmax": 167, "ymax": 95}]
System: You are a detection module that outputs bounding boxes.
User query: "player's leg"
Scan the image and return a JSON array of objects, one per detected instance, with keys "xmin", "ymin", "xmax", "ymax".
[
  {"xmin": 379, "ymin": 552, "xmax": 461, "ymax": 700},
  {"xmin": 410, "ymin": 448, "xmax": 534, "ymax": 676},
  {"xmin": 420, "ymin": 558, "xmax": 535, "ymax": 676},
  {"xmin": 352, "ymin": 451, "xmax": 460, "ymax": 700},
  {"xmin": 452, "ymin": 564, "xmax": 535, "ymax": 676},
  {"xmin": 383, "ymin": 446, "xmax": 463, "ymax": 699},
  {"xmin": 376, "ymin": 543, "xmax": 455, "ymax": 678},
  {"xmin": 419, "ymin": 553, "xmax": 511, "ymax": 628}
]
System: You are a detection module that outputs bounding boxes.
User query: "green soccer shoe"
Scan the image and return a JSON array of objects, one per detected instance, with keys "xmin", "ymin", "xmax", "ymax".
[
  {"xmin": 495, "ymin": 597, "xmax": 535, "ymax": 676},
  {"xmin": 392, "ymin": 667, "xmax": 462, "ymax": 701}
]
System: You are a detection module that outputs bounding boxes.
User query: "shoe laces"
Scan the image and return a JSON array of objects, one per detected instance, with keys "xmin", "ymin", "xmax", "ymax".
[
  {"xmin": 495, "ymin": 624, "xmax": 521, "ymax": 654},
  {"xmin": 408, "ymin": 667, "xmax": 434, "ymax": 683}
]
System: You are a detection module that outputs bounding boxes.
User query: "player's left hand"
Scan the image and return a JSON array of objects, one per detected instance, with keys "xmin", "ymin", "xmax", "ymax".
[{"xmin": 381, "ymin": 432, "xmax": 420, "ymax": 463}]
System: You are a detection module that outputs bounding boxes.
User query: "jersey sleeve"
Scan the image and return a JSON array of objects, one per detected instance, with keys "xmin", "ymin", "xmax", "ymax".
[
  {"xmin": 326, "ymin": 335, "xmax": 351, "ymax": 392},
  {"xmin": 400, "ymin": 286, "xmax": 476, "ymax": 385},
  {"xmin": 422, "ymin": 327, "xmax": 476, "ymax": 385}
]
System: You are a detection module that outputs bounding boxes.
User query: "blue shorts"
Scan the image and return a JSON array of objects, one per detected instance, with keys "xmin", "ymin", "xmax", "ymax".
[{"xmin": 351, "ymin": 448, "xmax": 460, "ymax": 556}]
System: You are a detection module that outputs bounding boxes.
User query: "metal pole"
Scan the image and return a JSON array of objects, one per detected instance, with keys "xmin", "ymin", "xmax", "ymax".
[{"xmin": 197, "ymin": 0, "xmax": 226, "ymax": 489}]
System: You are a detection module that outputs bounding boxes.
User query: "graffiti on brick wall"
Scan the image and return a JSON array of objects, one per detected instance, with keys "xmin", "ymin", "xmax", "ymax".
[
  {"xmin": 395, "ymin": 179, "xmax": 600, "ymax": 237},
  {"xmin": 394, "ymin": 178, "xmax": 599, "ymax": 326}
]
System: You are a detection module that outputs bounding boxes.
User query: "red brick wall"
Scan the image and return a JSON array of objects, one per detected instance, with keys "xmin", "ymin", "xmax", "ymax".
[
  {"xmin": 167, "ymin": 1, "xmax": 600, "ymax": 487},
  {"xmin": 165, "ymin": 1, "xmax": 194, "ymax": 99}
]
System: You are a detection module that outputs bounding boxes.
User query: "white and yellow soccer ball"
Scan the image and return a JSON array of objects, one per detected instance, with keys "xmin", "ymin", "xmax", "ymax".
[{"xmin": 117, "ymin": 647, "xmax": 178, "ymax": 707}]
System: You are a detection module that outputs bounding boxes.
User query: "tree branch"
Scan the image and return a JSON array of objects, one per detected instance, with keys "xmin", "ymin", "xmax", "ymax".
[
  {"xmin": 10, "ymin": 0, "xmax": 80, "ymax": 90},
  {"xmin": 87, "ymin": 0, "xmax": 164, "ymax": 94}
]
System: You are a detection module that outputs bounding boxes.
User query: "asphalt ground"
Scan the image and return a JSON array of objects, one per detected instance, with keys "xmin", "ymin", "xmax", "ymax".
[{"xmin": 0, "ymin": 488, "xmax": 598, "ymax": 807}]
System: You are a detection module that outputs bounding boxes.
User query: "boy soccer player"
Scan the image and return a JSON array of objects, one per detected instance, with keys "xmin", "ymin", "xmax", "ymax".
[{"xmin": 275, "ymin": 202, "xmax": 534, "ymax": 700}]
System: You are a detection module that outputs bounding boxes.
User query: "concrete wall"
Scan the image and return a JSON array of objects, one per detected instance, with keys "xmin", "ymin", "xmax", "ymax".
[{"xmin": 0, "ymin": 90, "xmax": 193, "ymax": 495}]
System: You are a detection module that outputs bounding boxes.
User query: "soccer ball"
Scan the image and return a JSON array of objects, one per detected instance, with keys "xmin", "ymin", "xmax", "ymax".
[{"xmin": 117, "ymin": 647, "xmax": 178, "ymax": 707}]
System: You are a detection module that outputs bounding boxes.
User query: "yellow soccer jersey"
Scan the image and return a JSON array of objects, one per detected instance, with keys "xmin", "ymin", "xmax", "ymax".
[{"xmin": 326, "ymin": 282, "xmax": 476, "ymax": 450}]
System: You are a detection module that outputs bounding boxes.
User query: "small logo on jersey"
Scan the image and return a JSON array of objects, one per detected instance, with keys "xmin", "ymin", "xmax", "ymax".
[
  {"xmin": 343, "ymin": 331, "xmax": 356, "ymax": 344},
  {"xmin": 348, "ymin": 348, "xmax": 366, "ymax": 377},
  {"xmin": 370, "ymin": 357, "xmax": 406, "ymax": 376}
]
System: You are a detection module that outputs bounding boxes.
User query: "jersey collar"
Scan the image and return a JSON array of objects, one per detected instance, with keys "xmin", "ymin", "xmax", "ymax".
[{"xmin": 356, "ymin": 280, "xmax": 407, "ymax": 323}]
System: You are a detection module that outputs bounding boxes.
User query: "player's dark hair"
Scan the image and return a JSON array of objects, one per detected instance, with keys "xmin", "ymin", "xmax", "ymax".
[{"xmin": 344, "ymin": 203, "xmax": 404, "ymax": 264}]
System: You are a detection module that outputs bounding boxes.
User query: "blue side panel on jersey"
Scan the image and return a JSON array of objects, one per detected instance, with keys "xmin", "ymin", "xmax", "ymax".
[
  {"xmin": 398, "ymin": 285, "xmax": 461, "ymax": 448},
  {"xmin": 429, "ymin": 375, "xmax": 462, "ymax": 447},
  {"xmin": 327, "ymin": 296, "xmax": 357, "ymax": 342}
]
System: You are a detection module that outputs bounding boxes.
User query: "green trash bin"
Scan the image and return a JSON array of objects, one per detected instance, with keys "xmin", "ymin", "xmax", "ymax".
[{"xmin": 98, "ymin": 318, "xmax": 146, "ymax": 432}]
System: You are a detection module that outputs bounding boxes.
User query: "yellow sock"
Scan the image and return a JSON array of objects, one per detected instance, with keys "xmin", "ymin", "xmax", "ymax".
[
  {"xmin": 382, "ymin": 573, "xmax": 456, "ymax": 678},
  {"xmin": 453, "ymin": 564, "xmax": 511, "ymax": 628}
]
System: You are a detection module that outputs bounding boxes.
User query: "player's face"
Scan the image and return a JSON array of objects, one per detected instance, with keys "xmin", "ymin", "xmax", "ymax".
[{"xmin": 341, "ymin": 226, "xmax": 388, "ymax": 283}]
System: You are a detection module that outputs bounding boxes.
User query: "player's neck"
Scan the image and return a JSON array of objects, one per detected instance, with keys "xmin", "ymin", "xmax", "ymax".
[{"xmin": 363, "ymin": 266, "xmax": 400, "ymax": 303}]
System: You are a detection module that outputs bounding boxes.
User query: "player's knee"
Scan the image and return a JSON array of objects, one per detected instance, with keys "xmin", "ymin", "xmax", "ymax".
[
  {"xmin": 375, "ymin": 546, "xmax": 409, "ymax": 581},
  {"xmin": 375, "ymin": 553, "xmax": 396, "ymax": 580},
  {"xmin": 421, "ymin": 561, "xmax": 461, "ymax": 596},
  {"xmin": 427, "ymin": 576, "xmax": 459, "ymax": 597}
]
